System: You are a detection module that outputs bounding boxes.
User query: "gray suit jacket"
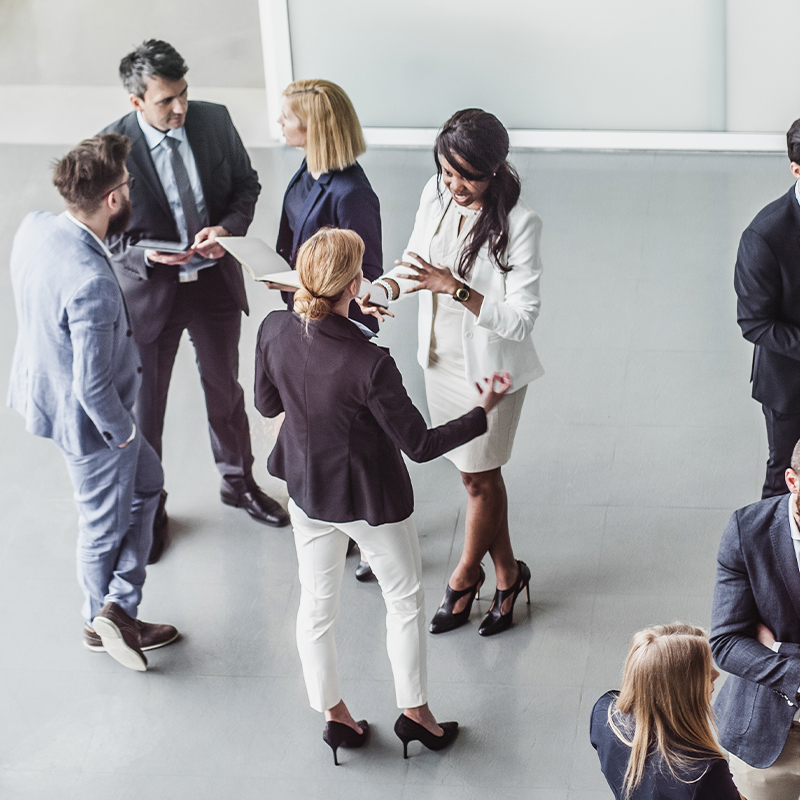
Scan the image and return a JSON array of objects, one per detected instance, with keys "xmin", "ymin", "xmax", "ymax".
[
  {"xmin": 711, "ymin": 494, "xmax": 800, "ymax": 768},
  {"xmin": 7, "ymin": 211, "xmax": 141, "ymax": 455}
]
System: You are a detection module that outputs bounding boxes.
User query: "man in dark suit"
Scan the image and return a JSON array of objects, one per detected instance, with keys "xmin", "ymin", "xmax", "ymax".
[
  {"xmin": 8, "ymin": 133, "xmax": 178, "ymax": 671},
  {"xmin": 711, "ymin": 437, "xmax": 800, "ymax": 798},
  {"xmin": 735, "ymin": 118, "xmax": 800, "ymax": 499},
  {"xmin": 102, "ymin": 41, "xmax": 289, "ymax": 559}
]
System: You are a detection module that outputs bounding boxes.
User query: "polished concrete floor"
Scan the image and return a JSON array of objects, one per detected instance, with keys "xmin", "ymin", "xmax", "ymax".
[{"xmin": 0, "ymin": 143, "xmax": 789, "ymax": 799}]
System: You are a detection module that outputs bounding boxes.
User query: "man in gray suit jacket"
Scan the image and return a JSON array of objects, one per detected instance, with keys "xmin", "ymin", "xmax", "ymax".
[
  {"xmin": 711, "ymin": 437, "xmax": 800, "ymax": 798},
  {"xmin": 8, "ymin": 134, "xmax": 178, "ymax": 672}
]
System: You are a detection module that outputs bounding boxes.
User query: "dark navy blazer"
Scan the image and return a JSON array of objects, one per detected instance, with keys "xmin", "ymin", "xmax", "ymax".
[
  {"xmin": 711, "ymin": 494, "xmax": 800, "ymax": 768},
  {"xmin": 276, "ymin": 160, "xmax": 382, "ymax": 332},
  {"xmin": 254, "ymin": 311, "xmax": 486, "ymax": 526},
  {"xmin": 590, "ymin": 692, "xmax": 739, "ymax": 799},
  {"xmin": 735, "ymin": 186, "xmax": 800, "ymax": 413}
]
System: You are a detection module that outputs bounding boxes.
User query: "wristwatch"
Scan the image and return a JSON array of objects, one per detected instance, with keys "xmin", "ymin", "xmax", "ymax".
[{"xmin": 453, "ymin": 283, "xmax": 471, "ymax": 303}]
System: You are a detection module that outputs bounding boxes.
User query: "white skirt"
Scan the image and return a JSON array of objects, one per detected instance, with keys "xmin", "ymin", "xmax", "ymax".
[{"xmin": 424, "ymin": 362, "xmax": 527, "ymax": 473}]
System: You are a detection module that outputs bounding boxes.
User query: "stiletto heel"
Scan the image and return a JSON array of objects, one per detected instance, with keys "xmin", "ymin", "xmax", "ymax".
[
  {"xmin": 478, "ymin": 560, "xmax": 531, "ymax": 637},
  {"xmin": 322, "ymin": 719, "xmax": 369, "ymax": 766},
  {"xmin": 429, "ymin": 565, "xmax": 485, "ymax": 634},
  {"xmin": 394, "ymin": 714, "xmax": 458, "ymax": 758}
]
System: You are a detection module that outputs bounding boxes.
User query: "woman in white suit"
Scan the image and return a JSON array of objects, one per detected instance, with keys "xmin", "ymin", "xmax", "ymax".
[{"xmin": 361, "ymin": 108, "xmax": 543, "ymax": 637}]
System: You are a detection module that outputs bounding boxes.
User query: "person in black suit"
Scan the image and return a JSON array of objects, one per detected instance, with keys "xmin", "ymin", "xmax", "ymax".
[
  {"xmin": 735, "ymin": 118, "xmax": 800, "ymax": 499},
  {"xmin": 254, "ymin": 228, "xmax": 510, "ymax": 764},
  {"xmin": 591, "ymin": 624, "xmax": 740, "ymax": 799},
  {"xmin": 102, "ymin": 40, "xmax": 289, "ymax": 561},
  {"xmin": 273, "ymin": 78, "xmax": 382, "ymax": 334},
  {"xmin": 711, "ymin": 437, "xmax": 800, "ymax": 799}
]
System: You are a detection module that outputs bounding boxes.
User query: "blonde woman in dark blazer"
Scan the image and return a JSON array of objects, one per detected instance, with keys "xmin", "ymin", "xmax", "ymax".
[{"xmin": 254, "ymin": 228, "xmax": 510, "ymax": 764}]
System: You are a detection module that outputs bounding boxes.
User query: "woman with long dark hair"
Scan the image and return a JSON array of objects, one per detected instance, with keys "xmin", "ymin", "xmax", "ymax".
[
  {"xmin": 590, "ymin": 624, "xmax": 742, "ymax": 799},
  {"xmin": 360, "ymin": 109, "xmax": 543, "ymax": 636}
]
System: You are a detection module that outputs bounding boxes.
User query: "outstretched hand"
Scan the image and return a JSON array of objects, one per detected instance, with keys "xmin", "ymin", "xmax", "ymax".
[
  {"xmin": 476, "ymin": 371, "xmax": 512, "ymax": 414},
  {"xmin": 395, "ymin": 252, "xmax": 461, "ymax": 295},
  {"xmin": 355, "ymin": 290, "xmax": 395, "ymax": 323}
]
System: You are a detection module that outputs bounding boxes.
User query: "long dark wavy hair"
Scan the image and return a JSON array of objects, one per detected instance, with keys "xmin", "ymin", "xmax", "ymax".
[{"xmin": 434, "ymin": 109, "xmax": 521, "ymax": 279}]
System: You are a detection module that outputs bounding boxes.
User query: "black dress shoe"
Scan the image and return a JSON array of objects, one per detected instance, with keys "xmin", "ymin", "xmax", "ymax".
[
  {"xmin": 322, "ymin": 720, "xmax": 369, "ymax": 766},
  {"xmin": 393, "ymin": 714, "xmax": 458, "ymax": 759},
  {"xmin": 478, "ymin": 560, "xmax": 531, "ymax": 637},
  {"xmin": 429, "ymin": 565, "xmax": 485, "ymax": 634},
  {"xmin": 221, "ymin": 484, "xmax": 290, "ymax": 527},
  {"xmin": 148, "ymin": 489, "xmax": 169, "ymax": 565},
  {"xmin": 355, "ymin": 560, "xmax": 376, "ymax": 582}
]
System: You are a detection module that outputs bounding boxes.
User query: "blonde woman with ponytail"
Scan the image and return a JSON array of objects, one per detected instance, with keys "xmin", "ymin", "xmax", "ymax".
[
  {"xmin": 590, "ymin": 624, "xmax": 744, "ymax": 799},
  {"xmin": 254, "ymin": 228, "xmax": 511, "ymax": 765}
]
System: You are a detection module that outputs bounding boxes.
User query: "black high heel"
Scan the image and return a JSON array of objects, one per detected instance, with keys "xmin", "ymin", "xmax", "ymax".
[
  {"xmin": 429, "ymin": 565, "xmax": 485, "ymax": 634},
  {"xmin": 478, "ymin": 560, "xmax": 531, "ymax": 637},
  {"xmin": 322, "ymin": 719, "xmax": 369, "ymax": 766},
  {"xmin": 393, "ymin": 714, "xmax": 459, "ymax": 758}
]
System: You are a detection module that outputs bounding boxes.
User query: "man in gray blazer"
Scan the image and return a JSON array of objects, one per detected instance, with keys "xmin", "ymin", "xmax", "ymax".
[
  {"xmin": 711, "ymin": 437, "xmax": 800, "ymax": 798},
  {"xmin": 8, "ymin": 134, "xmax": 178, "ymax": 672}
]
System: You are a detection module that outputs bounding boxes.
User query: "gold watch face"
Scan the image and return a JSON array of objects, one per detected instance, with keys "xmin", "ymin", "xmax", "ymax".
[{"xmin": 455, "ymin": 286, "xmax": 470, "ymax": 302}]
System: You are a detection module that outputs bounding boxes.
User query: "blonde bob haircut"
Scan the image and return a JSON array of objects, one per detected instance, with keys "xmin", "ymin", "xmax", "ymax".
[
  {"xmin": 283, "ymin": 79, "xmax": 366, "ymax": 175},
  {"xmin": 610, "ymin": 623, "xmax": 725, "ymax": 797},
  {"xmin": 293, "ymin": 227, "xmax": 364, "ymax": 327}
]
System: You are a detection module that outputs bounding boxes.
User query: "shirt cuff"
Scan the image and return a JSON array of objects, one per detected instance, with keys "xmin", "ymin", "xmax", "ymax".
[
  {"xmin": 120, "ymin": 424, "xmax": 136, "ymax": 447},
  {"xmin": 773, "ymin": 641, "xmax": 782, "ymax": 652}
]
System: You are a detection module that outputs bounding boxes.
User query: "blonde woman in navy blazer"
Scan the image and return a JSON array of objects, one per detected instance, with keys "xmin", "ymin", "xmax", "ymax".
[
  {"xmin": 254, "ymin": 228, "xmax": 510, "ymax": 764},
  {"xmin": 274, "ymin": 79, "xmax": 382, "ymax": 333},
  {"xmin": 361, "ymin": 109, "xmax": 543, "ymax": 637}
]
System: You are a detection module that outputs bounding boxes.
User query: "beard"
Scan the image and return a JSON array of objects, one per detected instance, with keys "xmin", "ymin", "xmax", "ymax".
[{"xmin": 106, "ymin": 194, "xmax": 132, "ymax": 238}]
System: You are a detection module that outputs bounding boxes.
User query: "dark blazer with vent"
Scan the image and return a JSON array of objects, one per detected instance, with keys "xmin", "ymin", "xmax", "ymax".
[
  {"xmin": 275, "ymin": 160, "xmax": 382, "ymax": 332},
  {"xmin": 254, "ymin": 310, "xmax": 486, "ymax": 526},
  {"xmin": 101, "ymin": 101, "xmax": 261, "ymax": 343},
  {"xmin": 735, "ymin": 186, "xmax": 800, "ymax": 413},
  {"xmin": 711, "ymin": 494, "xmax": 800, "ymax": 768}
]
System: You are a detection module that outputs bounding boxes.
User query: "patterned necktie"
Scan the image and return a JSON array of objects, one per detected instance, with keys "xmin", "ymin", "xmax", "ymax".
[{"xmin": 164, "ymin": 136, "xmax": 203, "ymax": 245}]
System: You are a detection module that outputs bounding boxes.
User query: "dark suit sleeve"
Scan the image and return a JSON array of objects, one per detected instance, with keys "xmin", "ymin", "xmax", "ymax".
[
  {"xmin": 254, "ymin": 319, "xmax": 284, "ymax": 418},
  {"xmin": 215, "ymin": 107, "xmax": 261, "ymax": 236},
  {"xmin": 735, "ymin": 228, "xmax": 800, "ymax": 361},
  {"xmin": 366, "ymin": 355, "xmax": 486, "ymax": 462},
  {"xmin": 336, "ymin": 185, "xmax": 383, "ymax": 282},
  {"xmin": 710, "ymin": 512, "xmax": 800, "ymax": 697}
]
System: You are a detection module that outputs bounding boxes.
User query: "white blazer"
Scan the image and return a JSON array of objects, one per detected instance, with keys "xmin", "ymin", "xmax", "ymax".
[{"xmin": 385, "ymin": 175, "xmax": 544, "ymax": 388}]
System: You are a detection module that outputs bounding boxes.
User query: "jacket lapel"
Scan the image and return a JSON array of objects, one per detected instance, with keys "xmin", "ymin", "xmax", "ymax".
[
  {"xmin": 770, "ymin": 499, "xmax": 800, "ymax": 620},
  {"xmin": 124, "ymin": 113, "xmax": 173, "ymax": 221},
  {"xmin": 183, "ymin": 104, "xmax": 212, "ymax": 210},
  {"xmin": 293, "ymin": 169, "xmax": 331, "ymax": 258}
]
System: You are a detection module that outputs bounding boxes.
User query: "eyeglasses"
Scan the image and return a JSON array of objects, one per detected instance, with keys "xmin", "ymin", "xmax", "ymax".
[{"xmin": 102, "ymin": 174, "xmax": 135, "ymax": 197}]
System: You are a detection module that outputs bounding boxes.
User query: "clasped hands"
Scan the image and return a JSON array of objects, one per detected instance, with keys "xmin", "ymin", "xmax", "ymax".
[{"xmin": 145, "ymin": 225, "xmax": 229, "ymax": 265}]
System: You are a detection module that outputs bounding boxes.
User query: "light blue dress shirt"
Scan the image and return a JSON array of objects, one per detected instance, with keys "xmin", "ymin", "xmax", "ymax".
[{"xmin": 136, "ymin": 111, "xmax": 215, "ymax": 276}]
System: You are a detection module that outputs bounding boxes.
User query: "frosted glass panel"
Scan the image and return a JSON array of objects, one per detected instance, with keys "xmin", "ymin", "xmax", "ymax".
[{"xmin": 288, "ymin": 0, "xmax": 725, "ymax": 131}]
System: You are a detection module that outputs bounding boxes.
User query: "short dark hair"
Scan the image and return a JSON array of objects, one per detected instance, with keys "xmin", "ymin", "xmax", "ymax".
[
  {"xmin": 52, "ymin": 133, "xmax": 131, "ymax": 214},
  {"xmin": 119, "ymin": 39, "xmax": 188, "ymax": 98},
  {"xmin": 787, "ymin": 118, "xmax": 800, "ymax": 164}
]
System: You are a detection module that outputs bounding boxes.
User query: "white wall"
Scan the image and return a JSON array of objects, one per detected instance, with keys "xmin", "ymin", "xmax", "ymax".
[{"xmin": 286, "ymin": 0, "xmax": 727, "ymax": 132}]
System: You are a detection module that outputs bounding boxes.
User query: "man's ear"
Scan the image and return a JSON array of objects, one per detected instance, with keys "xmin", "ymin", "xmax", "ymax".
[
  {"xmin": 786, "ymin": 468, "xmax": 800, "ymax": 494},
  {"xmin": 790, "ymin": 162, "xmax": 800, "ymax": 181},
  {"xmin": 129, "ymin": 93, "xmax": 143, "ymax": 111}
]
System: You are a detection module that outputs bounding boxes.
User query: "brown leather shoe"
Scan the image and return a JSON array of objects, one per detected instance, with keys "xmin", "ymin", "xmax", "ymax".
[
  {"xmin": 91, "ymin": 602, "xmax": 147, "ymax": 671},
  {"xmin": 84, "ymin": 620, "xmax": 179, "ymax": 652}
]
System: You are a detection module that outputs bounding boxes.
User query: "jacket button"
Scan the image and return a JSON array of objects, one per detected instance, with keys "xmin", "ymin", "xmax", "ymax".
[
  {"xmin": 103, "ymin": 431, "xmax": 113, "ymax": 440},
  {"xmin": 465, "ymin": 332, "xmax": 473, "ymax": 339},
  {"xmin": 137, "ymin": 366, "xmax": 143, "ymax": 373},
  {"xmin": 126, "ymin": 330, "xmax": 133, "ymax": 337}
]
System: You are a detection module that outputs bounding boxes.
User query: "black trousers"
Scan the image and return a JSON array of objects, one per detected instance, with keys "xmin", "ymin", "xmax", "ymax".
[
  {"xmin": 133, "ymin": 266, "xmax": 254, "ymax": 492},
  {"xmin": 762, "ymin": 405, "xmax": 800, "ymax": 498}
]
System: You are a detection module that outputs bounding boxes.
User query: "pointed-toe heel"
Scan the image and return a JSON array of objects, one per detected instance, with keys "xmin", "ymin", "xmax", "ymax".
[
  {"xmin": 478, "ymin": 559, "xmax": 531, "ymax": 637},
  {"xmin": 393, "ymin": 714, "xmax": 459, "ymax": 759},
  {"xmin": 322, "ymin": 719, "xmax": 369, "ymax": 766},
  {"xmin": 429, "ymin": 565, "xmax": 485, "ymax": 634}
]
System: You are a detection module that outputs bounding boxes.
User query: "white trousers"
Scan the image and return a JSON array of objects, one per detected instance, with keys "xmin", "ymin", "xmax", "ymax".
[{"xmin": 289, "ymin": 499, "xmax": 428, "ymax": 713}]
